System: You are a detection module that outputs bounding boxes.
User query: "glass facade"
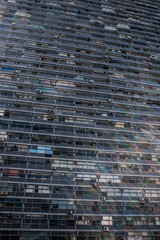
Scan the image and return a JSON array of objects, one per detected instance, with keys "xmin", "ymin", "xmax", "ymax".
[{"xmin": 0, "ymin": 0, "xmax": 160, "ymax": 239}]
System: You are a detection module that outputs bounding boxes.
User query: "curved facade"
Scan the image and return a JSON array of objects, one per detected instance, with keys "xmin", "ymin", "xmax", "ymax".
[{"xmin": 0, "ymin": 0, "xmax": 160, "ymax": 239}]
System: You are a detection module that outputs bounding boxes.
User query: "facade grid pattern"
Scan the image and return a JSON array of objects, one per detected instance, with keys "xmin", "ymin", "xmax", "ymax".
[{"xmin": 0, "ymin": 0, "xmax": 160, "ymax": 239}]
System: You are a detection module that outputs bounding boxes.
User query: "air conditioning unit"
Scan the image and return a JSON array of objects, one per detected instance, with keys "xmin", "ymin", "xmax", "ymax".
[
  {"xmin": 0, "ymin": 192, "xmax": 8, "ymax": 196},
  {"xmin": 68, "ymin": 210, "xmax": 73, "ymax": 215},
  {"xmin": 108, "ymin": 180, "xmax": 112, "ymax": 184},
  {"xmin": 138, "ymin": 197, "xmax": 145, "ymax": 202},
  {"xmin": 52, "ymin": 166, "xmax": 57, "ymax": 170},
  {"xmin": 69, "ymin": 167, "xmax": 73, "ymax": 171},
  {"xmin": 17, "ymin": 85, "xmax": 23, "ymax": 89},
  {"xmin": 101, "ymin": 196, "xmax": 106, "ymax": 201},
  {"xmin": 88, "ymin": 80, "xmax": 94, "ymax": 84},
  {"xmin": 145, "ymin": 197, "xmax": 150, "ymax": 202},
  {"xmin": 36, "ymin": 96, "xmax": 42, "ymax": 101},
  {"xmin": 92, "ymin": 182, "xmax": 97, "ymax": 187},
  {"xmin": 48, "ymin": 110, "xmax": 54, "ymax": 115},
  {"xmin": 10, "ymin": 145, "xmax": 18, "ymax": 151},
  {"xmin": 14, "ymin": 104, "xmax": 20, "ymax": 108},
  {"xmin": 51, "ymin": 81, "xmax": 56, "ymax": 86},
  {"xmin": 103, "ymin": 226, "xmax": 109, "ymax": 232},
  {"xmin": 48, "ymin": 110, "xmax": 54, "ymax": 120},
  {"xmin": 113, "ymin": 163, "xmax": 119, "ymax": 168},
  {"xmin": 4, "ymin": 110, "xmax": 11, "ymax": 117},
  {"xmin": 6, "ymin": 45, "xmax": 12, "ymax": 49},
  {"xmin": 36, "ymin": 90, "xmax": 43, "ymax": 95}
]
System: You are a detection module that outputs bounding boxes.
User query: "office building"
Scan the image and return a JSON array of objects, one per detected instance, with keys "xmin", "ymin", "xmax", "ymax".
[{"xmin": 0, "ymin": 0, "xmax": 160, "ymax": 239}]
